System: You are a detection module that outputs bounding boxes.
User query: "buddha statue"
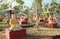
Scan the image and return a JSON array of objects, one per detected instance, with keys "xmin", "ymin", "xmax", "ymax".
[
  {"xmin": 48, "ymin": 15, "xmax": 52, "ymax": 24},
  {"xmin": 10, "ymin": 13, "xmax": 21, "ymax": 30}
]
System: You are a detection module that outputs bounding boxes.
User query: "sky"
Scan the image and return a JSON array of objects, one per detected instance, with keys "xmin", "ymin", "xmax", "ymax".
[
  {"xmin": 23, "ymin": 0, "xmax": 60, "ymax": 7},
  {"xmin": 12, "ymin": 0, "xmax": 51, "ymax": 7},
  {"xmin": 22, "ymin": 0, "xmax": 51, "ymax": 7},
  {"xmin": 12, "ymin": 0, "xmax": 60, "ymax": 8},
  {"xmin": 22, "ymin": 0, "xmax": 34, "ymax": 7}
]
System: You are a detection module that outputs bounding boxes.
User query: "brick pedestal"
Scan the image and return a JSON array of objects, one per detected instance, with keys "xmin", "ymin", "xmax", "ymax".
[
  {"xmin": 5, "ymin": 28, "xmax": 26, "ymax": 39},
  {"xmin": 45, "ymin": 23, "xmax": 57, "ymax": 28}
]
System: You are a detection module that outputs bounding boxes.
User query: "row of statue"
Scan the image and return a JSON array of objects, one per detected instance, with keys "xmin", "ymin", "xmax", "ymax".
[{"xmin": 6, "ymin": 12, "xmax": 58, "ymax": 30}]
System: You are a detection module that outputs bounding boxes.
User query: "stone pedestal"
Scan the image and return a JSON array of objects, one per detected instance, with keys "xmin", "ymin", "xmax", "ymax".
[{"xmin": 5, "ymin": 28, "xmax": 26, "ymax": 39}]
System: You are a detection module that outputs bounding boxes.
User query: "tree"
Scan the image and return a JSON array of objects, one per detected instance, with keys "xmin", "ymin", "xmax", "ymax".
[
  {"xmin": 14, "ymin": 5, "xmax": 20, "ymax": 13},
  {"xmin": 15, "ymin": 0, "xmax": 24, "ymax": 13},
  {"xmin": 0, "ymin": 0, "xmax": 8, "ymax": 12},
  {"xmin": 31, "ymin": 0, "xmax": 43, "ymax": 16},
  {"xmin": 49, "ymin": 0, "xmax": 58, "ymax": 13},
  {"xmin": 56, "ymin": 1, "xmax": 60, "ymax": 13},
  {"xmin": 23, "ymin": 6, "xmax": 29, "ymax": 14},
  {"xmin": 37, "ymin": 0, "xmax": 42, "ymax": 15},
  {"xmin": 42, "ymin": 3, "xmax": 50, "ymax": 18},
  {"xmin": 16, "ymin": 0, "xmax": 24, "ymax": 5},
  {"xmin": 31, "ymin": 0, "xmax": 43, "ymax": 31},
  {"xmin": 3, "ymin": 3, "xmax": 9, "ymax": 9},
  {"xmin": 0, "ymin": 4, "xmax": 8, "ymax": 11},
  {"xmin": 44, "ymin": 3, "xmax": 49, "ymax": 11}
]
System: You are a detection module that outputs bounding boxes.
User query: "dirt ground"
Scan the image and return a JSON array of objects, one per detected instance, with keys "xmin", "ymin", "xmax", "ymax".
[
  {"xmin": 0, "ymin": 27, "xmax": 60, "ymax": 39},
  {"xmin": 0, "ymin": 31, "xmax": 53, "ymax": 39},
  {"xmin": 0, "ymin": 31, "xmax": 6, "ymax": 39}
]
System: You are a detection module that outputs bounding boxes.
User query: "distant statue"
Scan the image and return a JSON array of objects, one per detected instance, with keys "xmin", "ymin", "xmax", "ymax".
[
  {"xmin": 45, "ymin": 13, "xmax": 53, "ymax": 24},
  {"xmin": 48, "ymin": 15, "xmax": 52, "ymax": 24},
  {"xmin": 45, "ymin": 13, "xmax": 49, "ymax": 23},
  {"xmin": 18, "ymin": 15, "xmax": 28, "ymax": 25}
]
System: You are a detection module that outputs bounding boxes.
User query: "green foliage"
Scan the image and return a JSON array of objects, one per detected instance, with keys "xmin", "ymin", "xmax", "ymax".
[
  {"xmin": 49, "ymin": 0, "xmax": 59, "ymax": 13},
  {"xmin": 0, "ymin": 3, "xmax": 8, "ymax": 12},
  {"xmin": 37, "ymin": 0, "xmax": 42, "ymax": 11},
  {"xmin": 0, "ymin": 0, "xmax": 8, "ymax": 12},
  {"xmin": 0, "ymin": 8, "xmax": 4, "ymax": 11},
  {"xmin": 36, "ymin": 0, "xmax": 43, "ymax": 15},
  {"xmin": 14, "ymin": 5, "xmax": 20, "ymax": 13},
  {"xmin": 37, "ymin": 0, "xmax": 42, "ymax": 3},
  {"xmin": 23, "ymin": 6, "xmax": 29, "ymax": 14},
  {"xmin": 44, "ymin": 3, "xmax": 49, "ymax": 10},
  {"xmin": 14, "ymin": 0, "xmax": 24, "ymax": 13},
  {"xmin": 0, "ymin": 0, "xmax": 3, "ymax": 2},
  {"xmin": 3, "ymin": 3, "xmax": 9, "ymax": 9},
  {"xmin": 16, "ymin": 0, "xmax": 24, "ymax": 5},
  {"xmin": 23, "ymin": 9, "xmax": 28, "ymax": 14}
]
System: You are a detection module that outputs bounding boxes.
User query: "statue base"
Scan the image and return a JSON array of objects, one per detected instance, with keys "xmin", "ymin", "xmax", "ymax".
[
  {"xmin": 45, "ymin": 23, "xmax": 57, "ymax": 28},
  {"xmin": 5, "ymin": 28, "xmax": 26, "ymax": 39}
]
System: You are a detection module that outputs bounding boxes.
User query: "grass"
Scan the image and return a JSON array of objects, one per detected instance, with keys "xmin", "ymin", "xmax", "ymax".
[
  {"xmin": 38, "ymin": 27, "xmax": 60, "ymax": 31},
  {"xmin": 25, "ymin": 27, "xmax": 60, "ymax": 36},
  {"xmin": 0, "ymin": 22, "xmax": 8, "ymax": 30},
  {"xmin": 0, "ymin": 22, "xmax": 7, "ymax": 23}
]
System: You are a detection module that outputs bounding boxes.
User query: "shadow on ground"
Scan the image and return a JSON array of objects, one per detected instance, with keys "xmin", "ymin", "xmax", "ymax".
[
  {"xmin": 0, "ymin": 31, "xmax": 60, "ymax": 39},
  {"xmin": 16, "ymin": 34, "xmax": 60, "ymax": 39}
]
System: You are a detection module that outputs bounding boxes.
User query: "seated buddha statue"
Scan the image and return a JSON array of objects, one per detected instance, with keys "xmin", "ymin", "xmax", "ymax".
[
  {"xmin": 48, "ymin": 15, "xmax": 52, "ymax": 24},
  {"xmin": 10, "ymin": 13, "xmax": 21, "ymax": 30}
]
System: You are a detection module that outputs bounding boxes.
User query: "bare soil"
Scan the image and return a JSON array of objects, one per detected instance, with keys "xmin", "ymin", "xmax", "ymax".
[{"xmin": 0, "ymin": 27, "xmax": 60, "ymax": 39}]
